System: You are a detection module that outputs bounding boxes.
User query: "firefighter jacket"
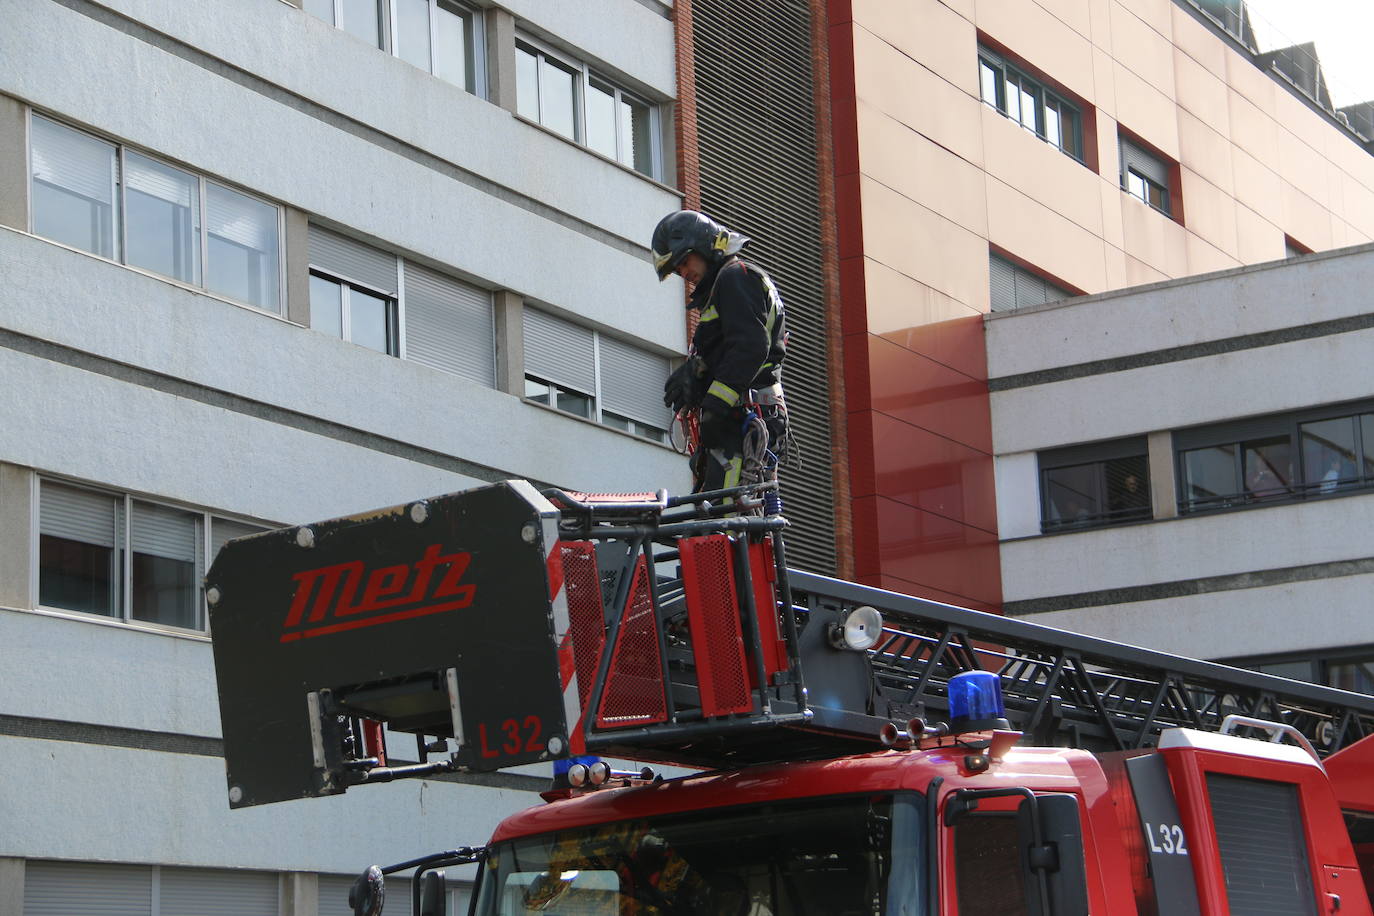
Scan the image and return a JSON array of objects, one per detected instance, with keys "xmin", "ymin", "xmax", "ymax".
[{"xmin": 688, "ymin": 256, "xmax": 787, "ymax": 408}]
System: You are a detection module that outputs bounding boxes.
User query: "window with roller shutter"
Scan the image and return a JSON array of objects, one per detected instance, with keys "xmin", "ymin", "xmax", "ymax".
[
  {"xmin": 523, "ymin": 307, "xmax": 671, "ymax": 442},
  {"xmin": 36, "ymin": 478, "xmax": 271, "ymax": 633},
  {"xmin": 28, "ymin": 113, "xmax": 283, "ymax": 312}
]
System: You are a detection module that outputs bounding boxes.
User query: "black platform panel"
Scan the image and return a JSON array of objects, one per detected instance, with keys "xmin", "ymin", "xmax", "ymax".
[{"xmin": 208, "ymin": 481, "xmax": 566, "ymax": 808}]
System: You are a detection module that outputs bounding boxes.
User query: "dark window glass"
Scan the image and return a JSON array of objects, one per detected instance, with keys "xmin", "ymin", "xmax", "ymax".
[
  {"xmin": 1243, "ymin": 436, "xmax": 1291, "ymax": 499},
  {"xmin": 524, "ymin": 376, "xmax": 552, "ymax": 405},
  {"xmin": 349, "ymin": 287, "xmax": 393, "ymax": 354},
  {"xmin": 1330, "ymin": 659, "xmax": 1374, "ymax": 694},
  {"xmin": 1182, "ymin": 444, "xmax": 1239, "ymax": 510},
  {"xmin": 1362, "ymin": 413, "xmax": 1374, "ymax": 478},
  {"xmin": 474, "ymin": 795, "xmax": 916, "ymax": 916},
  {"xmin": 1042, "ymin": 454, "xmax": 1149, "ymax": 532},
  {"xmin": 954, "ymin": 815, "xmax": 1029, "ymax": 914},
  {"xmin": 1301, "ymin": 416, "xmax": 1358, "ymax": 494},
  {"xmin": 39, "ymin": 535, "xmax": 121, "ymax": 617},
  {"xmin": 130, "ymin": 500, "xmax": 200, "ymax": 630},
  {"xmin": 131, "ymin": 552, "xmax": 197, "ymax": 629},
  {"xmin": 558, "ymin": 387, "xmax": 593, "ymax": 419}
]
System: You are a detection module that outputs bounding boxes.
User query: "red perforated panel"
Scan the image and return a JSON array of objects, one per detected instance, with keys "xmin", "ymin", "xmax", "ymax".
[
  {"xmin": 680, "ymin": 535, "xmax": 752, "ymax": 717},
  {"xmin": 749, "ymin": 537, "xmax": 788, "ymax": 683},
  {"xmin": 560, "ymin": 541, "xmax": 604, "ymax": 712},
  {"xmin": 596, "ymin": 556, "xmax": 668, "ymax": 728}
]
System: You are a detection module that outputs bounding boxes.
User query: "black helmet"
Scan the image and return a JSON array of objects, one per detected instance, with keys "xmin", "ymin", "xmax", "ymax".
[{"xmin": 650, "ymin": 210, "xmax": 749, "ymax": 281}]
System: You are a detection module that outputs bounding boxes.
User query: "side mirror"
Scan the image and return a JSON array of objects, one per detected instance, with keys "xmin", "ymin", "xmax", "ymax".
[
  {"xmin": 349, "ymin": 865, "xmax": 386, "ymax": 916},
  {"xmin": 419, "ymin": 869, "xmax": 449, "ymax": 916},
  {"xmin": 1018, "ymin": 794, "xmax": 1089, "ymax": 916}
]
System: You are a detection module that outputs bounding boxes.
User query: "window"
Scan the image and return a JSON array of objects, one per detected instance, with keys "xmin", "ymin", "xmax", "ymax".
[
  {"xmin": 1236, "ymin": 649, "xmax": 1374, "ymax": 695},
  {"xmin": 307, "ymin": 226, "xmax": 495, "ymax": 381},
  {"xmin": 1039, "ymin": 439, "xmax": 1151, "ymax": 533},
  {"xmin": 29, "ymin": 114, "xmax": 283, "ymax": 312},
  {"xmin": 523, "ymin": 308, "xmax": 671, "ymax": 442},
  {"xmin": 1176, "ymin": 402, "xmax": 1374, "ymax": 513},
  {"xmin": 516, "ymin": 39, "xmax": 661, "ymax": 179},
  {"xmin": 304, "ymin": 0, "xmax": 483, "ymax": 94},
  {"xmin": 1119, "ymin": 134, "xmax": 1174, "ymax": 217},
  {"xmin": 989, "ymin": 252, "xmax": 1073, "ymax": 312},
  {"xmin": 978, "ymin": 46, "xmax": 1084, "ymax": 161},
  {"xmin": 37, "ymin": 480, "xmax": 269, "ymax": 631},
  {"xmin": 308, "ymin": 228, "xmax": 398, "ymax": 354}
]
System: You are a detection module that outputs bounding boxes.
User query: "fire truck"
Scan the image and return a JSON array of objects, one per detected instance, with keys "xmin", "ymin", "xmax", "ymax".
[{"xmin": 207, "ymin": 479, "xmax": 1374, "ymax": 915}]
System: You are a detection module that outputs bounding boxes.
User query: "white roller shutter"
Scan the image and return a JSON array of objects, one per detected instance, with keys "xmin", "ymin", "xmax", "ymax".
[
  {"xmin": 24, "ymin": 861, "xmax": 152, "ymax": 916},
  {"xmin": 600, "ymin": 335, "xmax": 670, "ymax": 429},
  {"xmin": 211, "ymin": 518, "xmax": 269, "ymax": 561},
  {"xmin": 309, "ymin": 226, "xmax": 398, "ymax": 294},
  {"xmin": 161, "ymin": 867, "xmax": 279, "ymax": 916},
  {"xmin": 206, "ymin": 184, "xmax": 277, "ymax": 252},
  {"xmin": 40, "ymin": 482, "xmax": 122, "ymax": 547},
  {"xmin": 30, "ymin": 115, "xmax": 116, "ymax": 204},
  {"xmin": 989, "ymin": 254, "xmax": 1017, "ymax": 312},
  {"xmin": 403, "ymin": 262, "xmax": 495, "ymax": 386},
  {"xmin": 1120, "ymin": 137, "xmax": 1169, "ymax": 186},
  {"xmin": 131, "ymin": 500, "xmax": 200, "ymax": 565},
  {"xmin": 124, "ymin": 151, "xmax": 196, "ymax": 208},
  {"xmin": 524, "ymin": 308, "xmax": 596, "ymax": 394}
]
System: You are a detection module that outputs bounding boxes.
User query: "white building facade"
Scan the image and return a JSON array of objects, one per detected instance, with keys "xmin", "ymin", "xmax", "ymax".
[
  {"xmin": 989, "ymin": 243, "xmax": 1374, "ymax": 692},
  {"xmin": 0, "ymin": 0, "xmax": 686, "ymax": 911}
]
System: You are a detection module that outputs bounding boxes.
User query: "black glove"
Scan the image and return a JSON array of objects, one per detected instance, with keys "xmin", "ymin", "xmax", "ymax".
[
  {"xmin": 663, "ymin": 357, "xmax": 705, "ymax": 412},
  {"xmin": 697, "ymin": 393, "xmax": 735, "ymax": 448}
]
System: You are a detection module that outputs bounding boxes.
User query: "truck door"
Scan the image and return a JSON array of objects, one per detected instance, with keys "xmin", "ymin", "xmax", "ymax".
[{"xmin": 938, "ymin": 785, "xmax": 1090, "ymax": 916}]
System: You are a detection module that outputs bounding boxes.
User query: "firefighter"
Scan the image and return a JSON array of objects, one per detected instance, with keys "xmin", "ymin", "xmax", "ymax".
[{"xmin": 651, "ymin": 209, "xmax": 789, "ymax": 494}]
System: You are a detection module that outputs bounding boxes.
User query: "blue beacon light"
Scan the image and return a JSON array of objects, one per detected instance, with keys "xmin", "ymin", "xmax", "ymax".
[{"xmin": 947, "ymin": 670, "xmax": 1011, "ymax": 734}]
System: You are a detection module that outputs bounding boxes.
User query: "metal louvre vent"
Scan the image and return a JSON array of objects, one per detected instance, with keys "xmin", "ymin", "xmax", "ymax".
[
  {"xmin": 1206, "ymin": 773, "xmax": 1318, "ymax": 916},
  {"xmin": 692, "ymin": 0, "xmax": 836, "ymax": 573}
]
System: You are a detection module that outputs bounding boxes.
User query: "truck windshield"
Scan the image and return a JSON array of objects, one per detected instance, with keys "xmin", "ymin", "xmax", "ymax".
[{"xmin": 472, "ymin": 792, "xmax": 925, "ymax": 916}]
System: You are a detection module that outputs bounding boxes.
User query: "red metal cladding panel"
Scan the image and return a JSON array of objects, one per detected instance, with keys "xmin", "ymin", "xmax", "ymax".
[
  {"xmin": 680, "ymin": 535, "xmax": 752, "ymax": 717},
  {"xmin": 596, "ymin": 556, "xmax": 668, "ymax": 728},
  {"xmin": 560, "ymin": 541, "xmax": 605, "ymax": 712},
  {"xmin": 748, "ymin": 538, "xmax": 788, "ymax": 683}
]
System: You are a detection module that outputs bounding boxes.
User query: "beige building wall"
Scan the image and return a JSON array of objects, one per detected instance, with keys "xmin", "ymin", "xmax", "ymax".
[{"xmin": 847, "ymin": 0, "xmax": 1374, "ymax": 316}]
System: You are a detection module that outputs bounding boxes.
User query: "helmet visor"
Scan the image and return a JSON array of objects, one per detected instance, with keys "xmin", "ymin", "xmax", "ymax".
[{"xmin": 653, "ymin": 248, "xmax": 681, "ymax": 281}]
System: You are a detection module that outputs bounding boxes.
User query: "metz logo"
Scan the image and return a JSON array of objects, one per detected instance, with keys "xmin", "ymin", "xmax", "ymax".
[{"xmin": 280, "ymin": 544, "xmax": 475, "ymax": 643}]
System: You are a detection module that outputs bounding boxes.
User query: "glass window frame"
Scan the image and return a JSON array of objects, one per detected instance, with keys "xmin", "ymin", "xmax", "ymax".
[
  {"xmin": 35, "ymin": 478, "xmax": 274, "ymax": 634},
  {"xmin": 304, "ymin": 0, "xmax": 487, "ymax": 95},
  {"xmin": 523, "ymin": 319, "xmax": 671, "ymax": 444},
  {"xmin": 1174, "ymin": 400, "xmax": 1374, "ymax": 515},
  {"xmin": 28, "ymin": 113, "xmax": 285, "ymax": 314},
  {"xmin": 308, "ymin": 268, "xmax": 401, "ymax": 356},
  {"xmin": 1118, "ymin": 134, "xmax": 1174, "ymax": 217},
  {"xmin": 515, "ymin": 34, "xmax": 663, "ymax": 180},
  {"xmin": 976, "ymin": 48, "xmax": 1084, "ymax": 163},
  {"xmin": 1038, "ymin": 437, "xmax": 1151, "ymax": 534}
]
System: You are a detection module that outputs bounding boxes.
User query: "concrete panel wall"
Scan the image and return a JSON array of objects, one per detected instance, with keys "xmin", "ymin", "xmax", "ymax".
[
  {"xmin": 0, "ymin": 0, "xmax": 684, "ymax": 351},
  {"xmin": 1024, "ymin": 570, "xmax": 1374, "ymax": 661},
  {"xmin": 1001, "ymin": 493, "xmax": 1374, "ymax": 601}
]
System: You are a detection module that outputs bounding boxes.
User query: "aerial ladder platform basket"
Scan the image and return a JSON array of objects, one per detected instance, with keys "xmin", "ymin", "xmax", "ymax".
[{"xmin": 208, "ymin": 479, "xmax": 1374, "ymax": 809}]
